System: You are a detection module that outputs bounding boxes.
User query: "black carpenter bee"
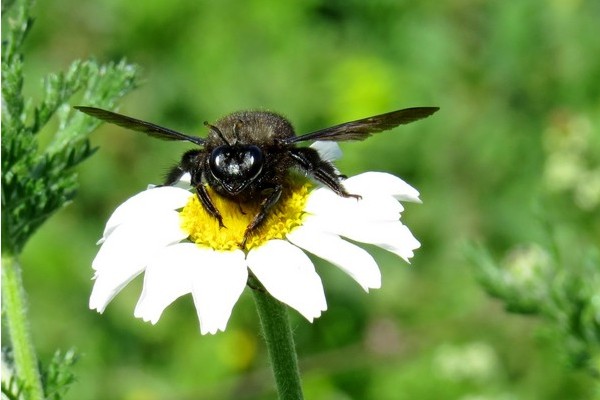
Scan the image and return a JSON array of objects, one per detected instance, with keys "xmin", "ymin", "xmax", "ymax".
[{"xmin": 75, "ymin": 106, "xmax": 438, "ymax": 245}]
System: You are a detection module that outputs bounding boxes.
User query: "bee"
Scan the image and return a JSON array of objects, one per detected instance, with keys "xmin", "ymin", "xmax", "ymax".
[{"xmin": 75, "ymin": 106, "xmax": 438, "ymax": 245}]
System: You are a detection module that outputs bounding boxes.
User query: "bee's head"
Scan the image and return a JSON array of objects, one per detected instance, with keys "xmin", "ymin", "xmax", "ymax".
[{"xmin": 208, "ymin": 144, "xmax": 264, "ymax": 195}]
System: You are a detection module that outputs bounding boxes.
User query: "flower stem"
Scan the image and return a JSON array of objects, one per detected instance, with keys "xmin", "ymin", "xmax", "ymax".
[
  {"xmin": 1, "ymin": 253, "xmax": 45, "ymax": 400},
  {"xmin": 251, "ymin": 284, "xmax": 304, "ymax": 400}
]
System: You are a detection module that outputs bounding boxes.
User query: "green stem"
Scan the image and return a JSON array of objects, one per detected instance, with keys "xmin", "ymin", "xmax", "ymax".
[
  {"xmin": 1, "ymin": 254, "xmax": 45, "ymax": 400},
  {"xmin": 252, "ymin": 285, "xmax": 304, "ymax": 400}
]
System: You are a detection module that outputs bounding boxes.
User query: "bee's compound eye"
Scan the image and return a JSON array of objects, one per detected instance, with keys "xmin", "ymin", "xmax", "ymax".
[
  {"xmin": 209, "ymin": 145, "xmax": 264, "ymax": 193},
  {"xmin": 241, "ymin": 145, "xmax": 264, "ymax": 180}
]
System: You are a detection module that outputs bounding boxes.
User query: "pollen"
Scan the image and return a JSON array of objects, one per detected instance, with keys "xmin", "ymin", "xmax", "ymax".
[{"xmin": 179, "ymin": 180, "xmax": 312, "ymax": 251}]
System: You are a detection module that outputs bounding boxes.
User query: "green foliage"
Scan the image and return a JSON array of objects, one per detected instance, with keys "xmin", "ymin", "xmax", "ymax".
[
  {"xmin": 470, "ymin": 242, "xmax": 600, "ymax": 376},
  {"xmin": 1, "ymin": 349, "xmax": 25, "ymax": 400},
  {"xmin": 1, "ymin": 0, "xmax": 139, "ymax": 255},
  {"xmin": 1, "ymin": 349, "xmax": 79, "ymax": 400},
  {"xmin": 41, "ymin": 350, "xmax": 79, "ymax": 400},
  {"xmin": 1, "ymin": 0, "xmax": 139, "ymax": 399}
]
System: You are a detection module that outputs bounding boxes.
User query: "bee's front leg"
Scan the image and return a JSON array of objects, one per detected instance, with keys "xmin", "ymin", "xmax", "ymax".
[
  {"xmin": 241, "ymin": 185, "xmax": 283, "ymax": 248},
  {"xmin": 195, "ymin": 183, "xmax": 225, "ymax": 228}
]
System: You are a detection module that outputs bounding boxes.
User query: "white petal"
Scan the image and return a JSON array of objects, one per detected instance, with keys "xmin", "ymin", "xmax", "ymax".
[
  {"xmin": 354, "ymin": 222, "xmax": 421, "ymax": 262},
  {"xmin": 90, "ymin": 211, "xmax": 187, "ymax": 312},
  {"xmin": 247, "ymin": 240, "xmax": 327, "ymax": 322},
  {"xmin": 304, "ymin": 217, "xmax": 420, "ymax": 263},
  {"xmin": 310, "ymin": 141, "xmax": 342, "ymax": 162},
  {"xmin": 174, "ymin": 172, "xmax": 192, "ymax": 188},
  {"xmin": 101, "ymin": 186, "xmax": 192, "ymax": 241},
  {"xmin": 305, "ymin": 188, "xmax": 403, "ymax": 222},
  {"xmin": 344, "ymin": 172, "xmax": 421, "ymax": 203},
  {"xmin": 134, "ymin": 243, "xmax": 196, "ymax": 324},
  {"xmin": 287, "ymin": 227, "xmax": 381, "ymax": 291},
  {"xmin": 133, "ymin": 243, "xmax": 247, "ymax": 334},
  {"xmin": 89, "ymin": 267, "xmax": 143, "ymax": 314},
  {"xmin": 190, "ymin": 248, "xmax": 247, "ymax": 335}
]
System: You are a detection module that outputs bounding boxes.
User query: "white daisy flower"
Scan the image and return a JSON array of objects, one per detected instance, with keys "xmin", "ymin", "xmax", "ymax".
[{"xmin": 90, "ymin": 170, "xmax": 421, "ymax": 335}]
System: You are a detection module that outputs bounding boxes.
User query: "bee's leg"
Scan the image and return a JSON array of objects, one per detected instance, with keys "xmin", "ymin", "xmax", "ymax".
[
  {"xmin": 163, "ymin": 149, "xmax": 202, "ymax": 185},
  {"xmin": 195, "ymin": 183, "xmax": 225, "ymax": 228},
  {"xmin": 289, "ymin": 147, "xmax": 361, "ymax": 200},
  {"xmin": 164, "ymin": 165, "xmax": 187, "ymax": 186},
  {"xmin": 241, "ymin": 185, "xmax": 283, "ymax": 248}
]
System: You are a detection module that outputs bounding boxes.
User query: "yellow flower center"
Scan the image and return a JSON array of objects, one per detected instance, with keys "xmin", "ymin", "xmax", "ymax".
[{"xmin": 179, "ymin": 180, "xmax": 312, "ymax": 251}]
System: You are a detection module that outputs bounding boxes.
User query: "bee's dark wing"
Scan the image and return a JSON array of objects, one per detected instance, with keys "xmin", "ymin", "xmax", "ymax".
[
  {"xmin": 74, "ymin": 106, "xmax": 206, "ymax": 146},
  {"xmin": 282, "ymin": 107, "xmax": 439, "ymax": 144}
]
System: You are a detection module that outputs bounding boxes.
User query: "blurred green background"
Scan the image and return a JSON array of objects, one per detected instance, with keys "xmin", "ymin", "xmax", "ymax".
[{"xmin": 14, "ymin": 0, "xmax": 600, "ymax": 398}]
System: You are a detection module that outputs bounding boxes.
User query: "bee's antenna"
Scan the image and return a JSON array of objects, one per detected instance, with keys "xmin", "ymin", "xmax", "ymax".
[{"xmin": 204, "ymin": 122, "xmax": 230, "ymax": 145}]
